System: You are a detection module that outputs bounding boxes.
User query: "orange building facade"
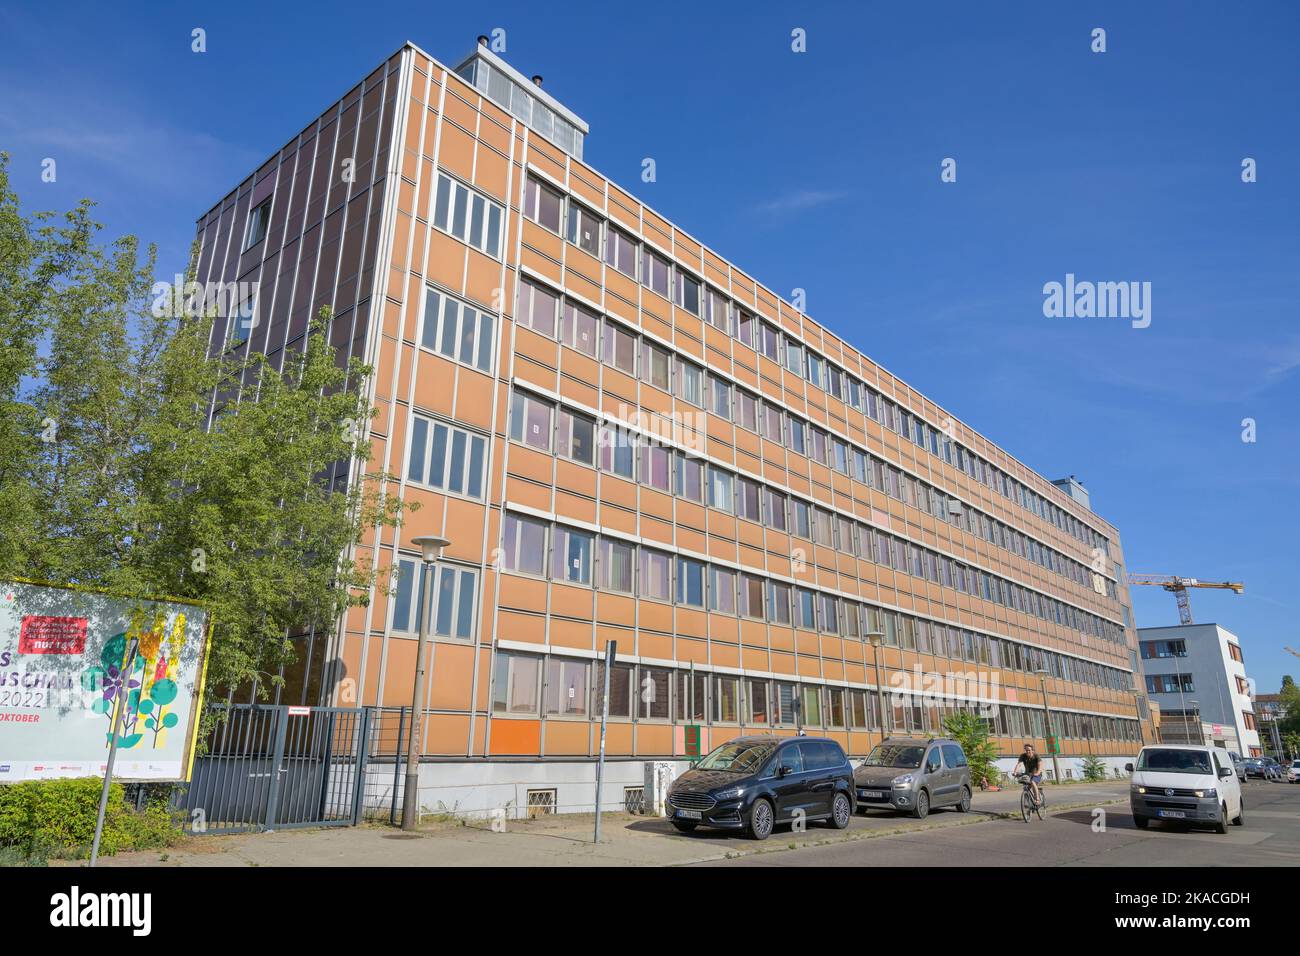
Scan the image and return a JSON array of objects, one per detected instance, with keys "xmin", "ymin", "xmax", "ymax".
[{"xmin": 191, "ymin": 40, "xmax": 1154, "ymax": 797}]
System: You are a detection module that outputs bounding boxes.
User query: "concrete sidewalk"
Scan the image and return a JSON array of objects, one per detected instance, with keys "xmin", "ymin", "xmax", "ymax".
[{"xmin": 93, "ymin": 780, "xmax": 1131, "ymax": 868}]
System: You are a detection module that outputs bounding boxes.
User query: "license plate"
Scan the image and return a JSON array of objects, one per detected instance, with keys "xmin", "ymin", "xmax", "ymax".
[
  {"xmin": 676, "ymin": 809, "xmax": 701, "ymax": 820},
  {"xmin": 861, "ymin": 790, "xmax": 883, "ymax": 799},
  {"xmin": 1157, "ymin": 809, "xmax": 1186, "ymax": 819}
]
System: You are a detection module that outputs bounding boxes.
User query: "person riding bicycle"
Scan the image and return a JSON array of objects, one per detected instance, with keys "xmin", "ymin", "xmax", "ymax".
[{"xmin": 1013, "ymin": 744, "xmax": 1043, "ymax": 806}]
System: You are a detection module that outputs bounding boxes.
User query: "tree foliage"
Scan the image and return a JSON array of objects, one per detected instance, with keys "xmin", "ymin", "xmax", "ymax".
[
  {"xmin": 0, "ymin": 153, "xmax": 409, "ymax": 699},
  {"xmin": 942, "ymin": 710, "xmax": 1003, "ymax": 788}
]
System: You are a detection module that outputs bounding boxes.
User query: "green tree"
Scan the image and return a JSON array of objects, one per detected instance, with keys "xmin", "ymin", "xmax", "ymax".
[
  {"xmin": 1081, "ymin": 753, "xmax": 1107, "ymax": 782},
  {"xmin": 0, "ymin": 158, "xmax": 410, "ymax": 700},
  {"xmin": 942, "ymin": 710, "xmax": 1003, "ymax": 789},
  {"xmin": 1276, "ymin": 675, "xmax": 1300, "ymax": 740}
]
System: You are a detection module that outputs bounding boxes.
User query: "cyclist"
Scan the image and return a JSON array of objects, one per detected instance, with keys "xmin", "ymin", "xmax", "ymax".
[{"xmin": 1013, "ymin": 744, "xmax": 1043, "ymax": 806}]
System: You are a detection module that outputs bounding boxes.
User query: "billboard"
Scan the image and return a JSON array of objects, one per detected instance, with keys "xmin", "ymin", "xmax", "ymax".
[{"xmin": 0, "ymin": 581, "xmax": 210, "ymax": 783}]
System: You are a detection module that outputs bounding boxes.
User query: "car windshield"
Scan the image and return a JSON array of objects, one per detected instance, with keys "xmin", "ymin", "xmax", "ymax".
[
  {"xmin": 695, "ymin": 741, "xmax": 775, "ymax": 773},
  {"xmin": 1137, "ymin": 749, "xmax": 1212, "ymax": 774},
  {"xmin": 1292, "ymin": 761, "xmax": 1300, "ymax": 768},
  {"xmin": 863, "ymin": 744, "xmax": 925, "ymax": 769}
]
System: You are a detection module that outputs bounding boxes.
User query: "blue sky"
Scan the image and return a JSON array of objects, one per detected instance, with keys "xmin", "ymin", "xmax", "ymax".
[{"xmin": 2, "ymin": 1, "xmax": 1297, "ymax": 690}]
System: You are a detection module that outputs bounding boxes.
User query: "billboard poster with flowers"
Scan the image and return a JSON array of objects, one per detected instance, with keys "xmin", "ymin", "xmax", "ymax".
[{"xmin": 0, "ymin": 581, "xmax": 210, "ymax": 782}]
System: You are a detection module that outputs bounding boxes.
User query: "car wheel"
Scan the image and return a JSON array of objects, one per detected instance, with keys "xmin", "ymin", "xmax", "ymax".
[
  {"xmin": 1233, "ymin": 800, "xmax": 1244, "ymax": 827},
  {"xmin": 1214, "ymin": 803, "xmax": 1229, "ymax": 834},
  {"xmin": 956, "ymin": 786, "xmax": 972, "ymax": 812},
  {"xmin": 748, "ymin": 798, "xmax": 774, "ymax": 841},
  {"xmin": 1133, "ymin": 815, "xmax": 1149, "ymax": 830},
  {"xmin": 911, "ymin": 789, "xmax": 930, "ymax": 820},
  {"xmin": 671, "ymin": 821, "xmax": 698, "ymax": 833},
  {"xmin": 829, "ymin": 792, "xmax": 851, "ymax": 829}
]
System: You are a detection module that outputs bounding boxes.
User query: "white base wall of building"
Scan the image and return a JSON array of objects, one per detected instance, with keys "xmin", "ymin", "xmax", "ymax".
[
  {"xmin": 364, "ymin": 759, "xmax": 695, "ymax": 821},
  {"xmin": 994, "ymin": 754, "xmax": 1134, "ymax": 781}
]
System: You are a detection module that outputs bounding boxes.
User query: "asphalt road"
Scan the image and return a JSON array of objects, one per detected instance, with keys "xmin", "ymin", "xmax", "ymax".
[{"xmin": 697, "ymin": 779, "xmax": 1300, "ymax": 867}]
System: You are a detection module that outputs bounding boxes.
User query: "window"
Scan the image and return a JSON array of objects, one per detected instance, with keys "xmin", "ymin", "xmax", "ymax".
[
  {"xmin": 642, "ymin": 248, "xmax": 670, "ymax": 297},
  {"xmin": 595, "ymin": 660, "xmax": 634, "ymax": 723},
  {"xmin": 794, "ymin": 588, "xmax": 816, "ymax": 629},
  {"xmin": 736, "ymin": 310, "xmax": 755, "ymax": 349},
  {"xmin": 550, "ymin": 526, "xmax": 594, "ymax": 584},
  {"xmin": 492, "ymin": 652, "xmax": 541, "ymax": 715},
  {"xmin": 501, "ymin": 514, "xmax": 548, "ymax": 576},
  {"xmin": 762, "ymin": 403, "xmax": 784, "ymax": 444},
  {"xmin": 605, "ymin": 224, "xmax": 637, "ymax": 276},
  {"xmin": 708, "ymin": 566, "xmax": 736, "ymax": 613},
  {"xmin": 434, "ymin": 173, "xmax": 503, "ymax": 257},
  {"xmin": 407, "ymin": 416, "xmax": 488, "ymax": 499},
  {"xmin": 791, "ymin": 499, "xmax": 811, "ymax": 540},
  {"xmin": 556, "ymin": 408, "xmax": 595, "ymax": 465},
  {"xmin": 544, "ymin": 658, "xmax": 590, "ymax": 716},
  {"xmin": 517, "ymin": 279, "xmax": 559, "ymax": 337},
  {"xmin": 641, "ymin": 442, "xmax": 672, "ymax": 492},
  {"xmin": 800, "ymin": 685, "xmax": 821, "ymax": 725},
  {"xmin": 566, "ymin": 202, "xmax": 601, "ymax": 255},
  {"xmin": 522, "ymin": 175, "xmax": 563, "ymax": 233},
  {"xmin": 785, "ymin": 339, "xmax": 803, "ymax": 375},
  {"xmin": 739, "ymin": 574, "xmax": 765, "ymax": 619},
  {"xmin": 638, "ymin": 665, "xmax": 671, "ymax": 719},
  {"xmin": 243, "ymin": 199, "xmax": 270, "ymax": 251},
  {"xmin": 599, "ymin": 538, "xmax": 635, "ymax": 593},
  {"xmin": 640, "ymin": 548, "xmax": 672, "ymax": 601},
  {"xmin": 422, "ymin": 288, "xmax": 494, "ymax": 373},
  {"xmin": 509, "ymin": 391, "xmax": 552, "ymax": 450},
  {"xmin": 709, "ymin": 376, "xmax": 731, "ymax": 420},
  {"xmin": 676, "ymin": 456, "xmax": 704, "ymax": 502},
  {"xmin": 764, "ymin": 489, "xmax": 788, "ymax": 531},
  {"xmin": 676, "ymin": 359, "xmax": 703, "ymax": 406},
  {"xmin": 760, "ymin": 322, "xmax": 780, "ymax": 362},
  {"xmin": 560, "ymin": 300, "xmax": 599, "ymax": 356},
  {"xmin": 391, "ymin": 558, "xmax": 428, "ymax": 633},
  {"xmin": 675, "ymin": 270, "xmax": 701, "ymax": 315},
  {"xmin": 748, "ymin": 679, "xmax": 769, "ymax": 724},
  {"xmin": 788, "ymin": 418, "xmax": 806, "ymax": 456},
  {"xmin": 767, "ymin": 582, "xmax": 792, "ymax": 625},
  {"xmin": 603, "ymin": 320, "xmax": 637, "ymax": 374},
  {"xmin": 642, "ymin": 340, "xmax": 670, "ymax": 390},
  {"xmin": 598, "ymin": 424, "xmax": 635, "ymax": 478},
  {"xmin": 736, "ymin": 477, "xmax": 761, "ymax": 521},
  {"xmin": 432, "ymin": 564, "xmax": 478, "ymax": 639},
  {"xmin": 676, "ymin": 557, "xmax": 705, "ymax": 607},
  {"xmin": 704, "ymin": 287, "xmax": 730, "ymax": 333},
  {"xmin": 714, "ymin": 676, "xmax": 740, "ymax": 722},
  {"xmin": 707, "ymin": 467, "xmax": 733, "ymax": 512},
  {"xmin": 736, "ymin": 389, "xmax": 759, "ymax": 431}
]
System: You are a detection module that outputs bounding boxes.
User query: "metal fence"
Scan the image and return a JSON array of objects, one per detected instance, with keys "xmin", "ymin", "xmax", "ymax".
[{"xmin": 181, "ymin": 704, "xmax": 376, "ymax": 834}]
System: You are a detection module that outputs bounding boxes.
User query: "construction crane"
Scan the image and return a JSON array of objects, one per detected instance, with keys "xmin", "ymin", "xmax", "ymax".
[{"xmin": 1127, "ymin": 574, "xmax": 1244, "ymax": 625}]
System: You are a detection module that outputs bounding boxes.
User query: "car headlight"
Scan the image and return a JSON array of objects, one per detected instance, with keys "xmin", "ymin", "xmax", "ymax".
[
  {"xmin": 1132, "ymin": 785, "xmax": 1147, "ymax": 794},
  {"xmin": 714, "ymin": 787, "xmax": 745, "ymax": 801},
  {"xmin": 1195, "ymin": 788, "xmax": 1216, "ymax": 799},
  {"xmin": 892, "ymin": 774, "xmax": 915, "ymax": 788}
]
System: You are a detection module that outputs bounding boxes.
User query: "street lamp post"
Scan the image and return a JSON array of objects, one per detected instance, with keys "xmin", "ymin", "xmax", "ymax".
[
  {"xmin": 402, "ymin": 535, "xmax": 451, "ymax": 831},
  {"xmin": 866, "ymin": 631, "xmax": 889, "ymax": 737},
  {"xmin": 1035, "ymin": 670, "xmax": 1062, "ymax": 784}
]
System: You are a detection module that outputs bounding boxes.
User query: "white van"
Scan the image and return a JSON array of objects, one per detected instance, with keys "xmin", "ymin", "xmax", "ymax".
[{"xmin": 1127, "ymin": 743, "xmax": 1244, "ymax": 833}]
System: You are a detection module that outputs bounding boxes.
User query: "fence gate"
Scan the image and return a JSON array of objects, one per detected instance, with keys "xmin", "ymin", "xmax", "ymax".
[{"xmin": 183, "ymin": 705, "xmax": 372, "ymax": 834}]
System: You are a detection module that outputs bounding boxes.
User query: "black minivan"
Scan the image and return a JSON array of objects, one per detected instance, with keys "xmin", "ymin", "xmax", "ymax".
[{"xmin": 665, "ymin": 735, "xmax": 856, "ymax": 840}]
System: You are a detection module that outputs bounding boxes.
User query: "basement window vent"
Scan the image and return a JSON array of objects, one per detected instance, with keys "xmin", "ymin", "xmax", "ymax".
[
  {"xmin": 526, "ymin": 789, "xmax": 556, "ymax": 819},
  {"xmin": 624, "ymin": 787, "xmax": 646, "ymax": 815}
]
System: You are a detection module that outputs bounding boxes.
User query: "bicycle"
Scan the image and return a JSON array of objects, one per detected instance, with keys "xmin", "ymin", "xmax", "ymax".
[{"xmin": 1017, "ymin": 774, "xmax": 1046, "ymax": 822}]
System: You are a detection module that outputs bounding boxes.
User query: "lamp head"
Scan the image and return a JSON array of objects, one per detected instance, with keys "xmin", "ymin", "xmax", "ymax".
[{"xmin": 410, "ymin": 535, "xmax": 451, "ymax": 563}]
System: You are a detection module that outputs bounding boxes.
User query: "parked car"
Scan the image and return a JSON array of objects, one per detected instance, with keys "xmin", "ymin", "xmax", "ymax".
[
  {"xmin": 1287, "ymin": 760, "xmax": 1300, "ymax": 784},
  {"xmin": 1229, "ymin": 751, "xmax": 1247, "ymax": 783},
  {"xmin": 665, "ymin": 735, "xmax": 856, "ymax": 840},
  {"xmin": 1244, "ymin": 757, "xmax": 1283, "ymax": 780},
  {"xmin": 853, "ymin": 736, "xmax": 973, "ymax": 819},
  {"xmin": 1127, "ymin": 743, "xmax": 1244, "ymax": 833}
]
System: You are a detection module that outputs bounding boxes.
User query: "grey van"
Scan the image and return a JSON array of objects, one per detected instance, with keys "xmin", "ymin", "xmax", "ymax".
[{"xmin": 854, "ymin": 736, "xmax": 973, "ymax": 819}]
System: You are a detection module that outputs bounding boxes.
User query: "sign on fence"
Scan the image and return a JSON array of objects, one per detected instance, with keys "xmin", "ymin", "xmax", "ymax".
[{"xmin": 0, "ymin": 580, "xmax": 210, "ymax": 783}]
